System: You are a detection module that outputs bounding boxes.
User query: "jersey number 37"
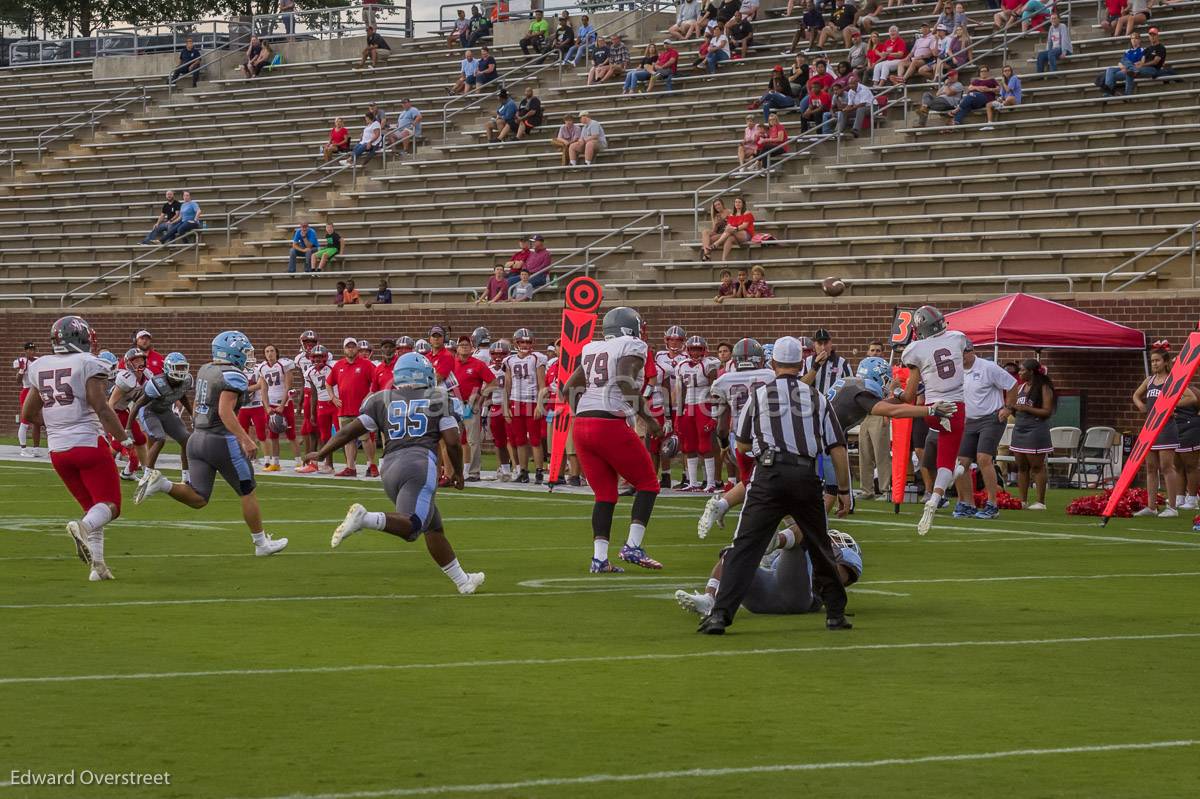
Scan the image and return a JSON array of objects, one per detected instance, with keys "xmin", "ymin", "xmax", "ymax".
[{"xmin": 386, "ymin": 399, "xmax": 430, "ymax": 440}]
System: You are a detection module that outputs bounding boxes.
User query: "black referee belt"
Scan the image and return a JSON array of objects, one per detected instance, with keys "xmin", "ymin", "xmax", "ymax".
[{"xmin": 758, "ymin": 451, "xmax": 816, "ymax": 470}]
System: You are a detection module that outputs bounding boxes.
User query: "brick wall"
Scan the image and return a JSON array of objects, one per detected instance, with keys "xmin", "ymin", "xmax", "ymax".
[{"xmin": 4, "ymin": 294, "xmax": 1198, "ymax": 438}]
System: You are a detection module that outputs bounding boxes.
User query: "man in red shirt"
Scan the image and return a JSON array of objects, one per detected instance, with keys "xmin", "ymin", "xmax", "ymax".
[
  {"xmin": 130, "ymin": 329, "xmax": 166, "ymax": 374},
  {"xmin": 452, "ymin": 334, "xmax": 496, "ymax": 481},
  {"xmin": 372, "ymin": 336, "xmax": 400, "ymax": 391},
  {"xmin": 426, "ymin": 325, "xmax": 457, "ymax": 380},
  {"xmin": 328, "ymin": 336, "xmax": 378, "ymax": 477}
]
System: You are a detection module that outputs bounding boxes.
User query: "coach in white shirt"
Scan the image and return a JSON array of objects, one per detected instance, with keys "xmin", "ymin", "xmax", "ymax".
[{"xmin": 954, "ymin": 342, "xmax": 1019, "ymax": 518}]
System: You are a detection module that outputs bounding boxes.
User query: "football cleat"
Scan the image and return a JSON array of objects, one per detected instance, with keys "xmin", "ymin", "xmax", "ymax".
[
  {"xmin": 516, "ymin": 470, "xmax": 530, "ymax": 484},
  {"xmin": 568, "ymin": 475, "xmax": 583, "ymax": 487},
  {"xmin": 457, "ymin": 572, "xmax": 486, "ymax": 595},
  {"xmin": 673, "ymin": 478, "xmax": 690, "ymax": 490},
  {"xmin": 366, "ymin": 464, "xmax": 380, "ymax": 478},
  {"xmin": 65, "ymin": 521, "xmax": 93, "ymax": 565},
  {"xmin": 1026, "ymin": 502, "xmax": 1047, "ymax": 511},
  {"xmin": 134, "ymin": 468, "xmax": 164, "ymax": 505},
  {"xmin": 974, "ymin": 503, "xmax": 1000, "ymax": 519},
  {"xmin": 255, "ymin": 534, "xmax": 289, "ymax": 557},
  {"xmin": 826, "ymin": 614, "xmax": 853, "ymax": 631},
  {"xmin": 697, "ymin": 496, "xmax": 724, "ymax": 539},
  {"xmin": 332, "ymin": 503, "xmax": 368, "ymax": 548},
  {"xmin": 119, "ymin": 468, "xmax": 137, "ymax": 481},
  {"xmin": 762, "ymin": 529, "xmax": 786, "ymax": 560},
  {"xmin": 88, "ymin": 563, "xmax": 115, "ymax": 582},
  {"xmin": 335, "ymin": 467, "xmax": 357, "ymax": 477},
  {"xmin": 262, "ymin": 463, "xmax": 280, "ymax": 472},
  {"xmin": 295, "ymin": 463, "xmax": 318, "ymax": 474},
  {"xmin": 318, "ymin": 464, "xmax": 335, "ymax": 474},
  {"xmin": 704, "ymin": 484, "xmax": 722, "ymax": 493},
  {"xmin": 619, "ymin": 545, "xmax": 663, "ymax": 570},
  {"xmin": 1158, "ymin": 506, "xmax": 1179, "ymax": 518},
  {"xmin": 675, "ymin": 590, "xmax": 715, "ymax": 617},
  {"xmin": 917, "ymin": 498, "xmax": 938, "ymax": 536},
  {"xmin": 19, "ymin": 448, "xmax": 34, "ymax": 458},
  {"xmin": 951, "ymin": 501, "xmax": 977, "ymax": 518},
  {"xmin": 589, "ymin": 558, "xmax": 624, "ymax": 573},
  {"xmin": 535, "ymin": 468, "xmax": 544, "ymax": 485}
]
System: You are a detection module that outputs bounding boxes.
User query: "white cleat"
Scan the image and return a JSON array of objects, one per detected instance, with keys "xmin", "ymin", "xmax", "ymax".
[
  {"xmin": 675, "ymin": 590, "xmax": 715, "ymax": 617},
  {"xmin": 917, "ymin": 498, "xmax": 938, "ymax": 536},
  {"xmin": 134, "ymin": 468, "xmax": 163, "ymax": 505},
  {"xmin": 88, "ymin": 563, "xmax": 115, "ymax": 581},
  {"xmin": 697, "ymin": 496, "xmax": 723, "ymax": 539},
  {"xmin": 19, "ymin": 448, "xmax": 34, "ymax": 458},
  {"xmin": 1026, "ymin": 502, "xmax": 1047, "ymax": 511},
  {"xmin": 458, "ymin": 572, "xmax": 486, "ymax": 595},
  {"xmin": 762, "ymin": 529, "xmax": 785, "ymax": 559},
  {"xmin": 1132, "ymin": 506, "xmax": 1156, "ymax": 517},
  {"xmin": 332, "ymin": 503, "xmax": 368, "ymax": 548},
  {"xmin": 1158, "ymin": 506, "xmax": 1179, "ymax": 518},
  {"xmin": 255, "ymin": 534, "xmax": 289, "ymax": 557},
  {"xmin": 66, "ymin": 521, "xmax": 93, "ymax": 565}
]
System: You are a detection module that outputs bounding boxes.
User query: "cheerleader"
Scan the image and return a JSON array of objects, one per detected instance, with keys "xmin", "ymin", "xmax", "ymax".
[
  {"xmin": 1174, "ymin": 388, "xmax": 1200, "ymax": 510},
  {"xmin": 1009, "ymin": 358, "xmax": 1055, "ymax": 510},
  {"xmin": 1132, "ymin": 342, "xmax": 1184, "ymax": 517}
]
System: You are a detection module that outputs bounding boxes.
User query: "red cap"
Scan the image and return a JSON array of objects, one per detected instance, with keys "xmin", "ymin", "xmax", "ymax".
[
  {"xmin": 1148, "ymin": 26, "xmax": 1160, "ymax": 33},
  {"xmin": 773, "ymin": 65, "xmax": 783, "ymax": 72}
]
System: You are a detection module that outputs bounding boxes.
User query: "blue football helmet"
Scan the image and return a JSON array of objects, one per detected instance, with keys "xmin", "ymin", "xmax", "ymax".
[
  {"xmin": 164, "ymin": 351, "xmax": 190, "ymax": 382},
  {"xmin": 762, "ymin": 342, "xmax": 774, "ymax": 362},
  {"xmin": 212, "ymin": 331, "xmax": 252, "ymax": 368},
  {"xmin": 829, "ymin": 529, "xmax": 862, "ymax": 585},
  {"xmin": 856, "ymin": 356, "xmax": 890, "ymax": 399},
  {"xmin": 393, "ymin": 352, "xmax": 435, "ymax": 388},
  {"xmin": 97, "ymin": 350, "xmax": 119, "ymax": 369}
]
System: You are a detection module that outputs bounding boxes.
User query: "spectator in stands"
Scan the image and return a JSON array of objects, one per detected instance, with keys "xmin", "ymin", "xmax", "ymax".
[
  {"xmin": 993, "ymin": 0, "xmax": 1022, "ymax": 30},
  {"xmin": 142, "ymin": 189, "xmax": 181, "ymax": 245},
  {"xmin": 864, "ymin": 30, "xmax": 884, "ymax": 73},
  {"xmin": 700, "ymin": 199, "xmax": 730, "ymax": 260},
  {"xmin": 465, "ymin": 6, "xmax": 492, "ymax": 47},
  {"xmin": 478, "ymin": 265, "xmax": 509, "ymax": 303},
  {"xmin": 475, "ymin": 46, "xmax": 499, "ymax": 88},
  {"xmin": 313, "ymin": 222, "xmax": 342, "ymax": 272},
  {"xmin": 824, "ymin": 84, "xmax": 849, "ymax": 134},
  {"xmin": 1100, "ymin": 0, "xmax": 1124, "ymax": 36},
  {"xmin": 784, "ymin": 0, "xmax": 824, "ymax": 55},
  {"xmin": 553, "ymin": 14, "xmax": 575, "ymax": 62},
  {"xmin": 818, "ymin": 0, "xmax": 858, "ymax": 50},
  {"xmin": 936, "ymin": 2, "xmax": 971, "ymax": 34},
  {"xmin": 452, "ymin": 49, "xmax": 479, "ymax": 95},
  {"xmin": 624, "ymin": 43, "xmax": 659, "ymax": 93},
  {"xmin": 340, "ymin": 279, "xmax": 361, "ymax": 306},
  {"xmin": 1100, "ymin": 32, "xmax": 1146, "ymax": 96},
  {"xmin": 509, "ymin": 269, "xmax": 537, "ymax": 301},
  {"xmin": 710, "ymin": 196, "xmax": 754, "ymax": 261},
  {"xmin": 279, "ymin": 0, "xmax": 297, "ymax": 41},
  {"xmin": 568, "ymin": 111, "xmax": 606, "ymax": 166},
  {"xmin": 608, "ymin": 34, "xmax": 631, "ymax": 78},
  {"xmin": 838, "ymin": 73, "xmax": 874, "ymax": 136},
  {"xmin": 587, "ymin": 37, "xmax": 617, "ymax": 85},
  {"xmin": 515, "ymin": 87, "xmax": 544, "ymax": 139},
  {"xmin": 898, "ymin": 23, "xmax": 937, "ymax": 83},
  {"xmin": 448, "ymin": 9, "xmax": 470, "ymax": 48},
  {"xmin": 484, "ymin": 89, "xmax": 518, "ymax": 143},
  {"xmin": 738, "ymin": 115, "xmax": 764, "ymax": 171},
  {"xmin": 322, "ymin": 117, "xmax": 351, "ymax": 162},
  {"xmin": 739, "ymin": 0, "xmax": 761, "ymax": 22},
  {"xmin": 1138, "ymin": 28, "xmax": 1175, "ymax": 82},
  {"xmin": 713, "ymin": 268, "xmax": 739, "ymax": 303},
  {"xmin": 698, "ymin": 20, "xmax": 731, "ymax": 73},
  {"xmin": 1035, "ymin": 12, "xmax": 1072, "ymax": 73},
  {"xmin": 744, "ymin": 264, "xmax": 774, "ymax": 297},
  {"xmin": 915, "ymin": 67, "xmax": 963, "ymax": 126},
  {"xmin": 870, "ymin": 25, "xmax": 907, "ymax": 86},
  {"xmin": 728, "ymin": 12, "xmax": 755, "ymax": 59},
  {"xmin": 938, "ymin": 24, "xmax": 971, "ymax": 78},
  {"xmin": 170, "ymin": 36, "xmax": 202, "ymax": 88},
  {"xmin": 334, "ymin": 281, "xmax": 346, "ymax": 305},
  {"xmin": 393, "ymin": 98, "xmax": 422, "ymax": 154},
  {"xmin": 523, "ymin": 235, "xmax": 552, "ymax": 287},
  {"xmin": 715, "ymin": 0, "xmax": 740, "ymax": 29},
  {"xmin": 983, "ymin": 64, "xmax": 1020, "ymax": 129},
  {"xmin": 760, "ymin": 111, "xmax": 790, "ymax": 158},
  {"xmin": 752, "ymin": 65, "xmax": 794, "ymax": 124},
  {"xmin": 799, "ymin": 82, "xmax": 831, "ymax": 133},
  {"xmin": 1019, "ymin": 0, "xmax": 1050, "ymax": 32},
  {"xmin": 551, "ymin": 113, "xmax": 580, "ymax": 166},
  {"xmin": 288, "ymin": 220, "xmax": 319, "ymax": 273},
  {"xmin": 359, "ymin": 26, "xmax": 391, "ymax": 69},
  {"xmin": 346, "ymin": 112, "xmax": 381, "ymax": 164},
  {"xmin": 857, "ymin": 0, "xmax": 883, "ymax": 33},
  {"xmin": 646, "ymin": 39, "xmax": 680, "ymax": 92},
  {"xmin": 952, "ymin": 63, "xmax": 999, "ymax": 126},
  {"xmin": 566, "ymin": 15, "xmax": 597, "ymax": 65},
  {"xmin": 371, "ymin": 278, "xmax": 392, "ymax": 305},
  {"xmin": 161, "ymin": 190, "xmax": 201, "ymax": 243},
  {"xmin": 242, "ymin": 36, "xmax": 272, "ymax": 79},
  {"xmin": 788, "ymin": 52, "xmax": 810, "ymax": 90},
  {"xmin": 669, "ymin": 0, "xmax": 704, "ymax": 40},
  {"xmin": 520, "ymin": 9, "xmax": 550, "ymax": 56}
]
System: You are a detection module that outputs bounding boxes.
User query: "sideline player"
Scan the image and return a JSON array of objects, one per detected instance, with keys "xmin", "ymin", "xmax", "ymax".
[
  {"xmin": 108, "ymin": 347, "xmax": 151, "ymax": 480},
  {"xmin": 123, "ymin": 352, "xmax": 194, "ymax": 483},
  {"xmin": 562, "ymin": 306, "xmax": 664, "ymax": 573},
  {"xmin": 296, "ymin": 330, "xmax": 320, "ymax": 468},
  {"xmin": 655, "ymin": 325, "xmax": 687, "ymax": 487},
  {"xmin": 675, "ymin": 529, "xmax": 863, "ymax": 617},
  {"xmin": 487, "ymin": 339, "xmax": 515, "ymax": 480},
  {"xmin": 503, "ymin": 328, "xmax": 547, "ymax": 483},
  {"xmin": 901, "ymin": 305, "xmax": 970, "ymax": 535},
  {"xmin": 675, "ymin": 335, "xmax": 721, "ymax": 491},
  {"xmin": 298, "ymin": 344, "xmax": 335, "ymax": 473},
  {"xmin": 237, "ymin": 349, "xmax": 268, "ymax": 463},
  {"xmin": 134, "ymin": 331, "xmax": 288, "ymax": 557},
  {"xmin": 308, "ymin": 353, "xmax": 486, "ymax": 595},
  {"xmin": 22, "ymin": 317, "xmax": 130, "ymax": 581},
  {"xmin": 258, "ymin": 344, "xmax": 299, "ymax": 471},
  {"xmin": 13, "ymin": 340, "xmax": 42, "ymax": 456}
]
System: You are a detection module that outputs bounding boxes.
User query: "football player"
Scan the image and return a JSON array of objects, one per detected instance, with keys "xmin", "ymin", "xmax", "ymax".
[
  {"xmin": 308, "ymin": 353, "xmax": 486, "ymax": 595},
  {"xmin": 107, "ymin": 347, "xmax": 151, "ymax": 480},
  {"xmin": 13, "ymin": 340, "xmax": 41, "ymax": 457},
  {"xmin": 675, "ymin": 529, "xmax": 863, "ymax": 617},
  {"xmin": 123, "ymin": 352, "xmax": 194, "ymax": 484},
  {"xmin": 135, "ymin": 331, "xmax": 288, "ymax": 557},
  {"xmin": 295, "ymin": 330, "xmax": 321, "ymax": 469},
  {"xmin": 674, "ymin": 335, "xmax": 722, "ymax": 492},
  {"xmin": 297, "ymin": 344, "xmax": 335, "ymax": 473},
  {"xmin": 22, "ymin": 316, "xmax": 130, "ymax": 581},
  {"xmin": 502, "ymin": 328, "xmax": 548, "ymax": 484},
  {"xmin": 258, "ymin": 344, "xmax": 298, "ymax": 471},
  {"xmin": 901, "ymin": 305, "xmax": 971, "ymax": 535},
  {"xmin": 487, "ymin": 340, "xmax": 515, "ymax": 480},
  {"xmin": 655, "ymin": 325, "xmax": 687, "ymax": 487},
  {"xmin": 237, "ymin": 349, "xmax": 268, "ymax": 463},
  {"xmin": 471, "ymin": 327, "xmax": 492, "ymax": 364},
  {"xmin": 562, "ymin": 307, "xmax": 664, "ymax": 573}
]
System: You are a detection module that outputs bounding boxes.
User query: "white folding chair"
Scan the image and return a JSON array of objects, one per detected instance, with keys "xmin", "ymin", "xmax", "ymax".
[
  {"xmin": 1047, "ymin": 426, "xmax": 1083, "ymax": 487},
  {"xmin": 1073, "ymin": 426, "xmax": 1119, "ymax": 488}
]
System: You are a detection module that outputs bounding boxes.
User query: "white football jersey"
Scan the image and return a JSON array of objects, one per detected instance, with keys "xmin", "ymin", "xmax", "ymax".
[
  {"xmin": 652, "ymin": 349, "xmax": 684, "ymax": 408},
  {"xmin": 295, "ymin": 350, "xmax": 314, "ymax": 375},
  {"xmin": 304, "ymin": 363, "xmax": 332, "ymax": 402},
  {"xmin": 488, "ymin": 362, "xmax": 507, "ymax": 408},
  {"xmin": 677, "ymin": 356, "xmax": 721, "ymax": 405},
  {"xmin": 257, "ymin": 358, "xmax": 295, "ymax": 405},
  {"xmin": 577, "ymin": 336, "xmax": 649, "ymax": 417},
  {"xmin": 241, "ymin": 366, "xmax": 264, "ymax": 408},
  {"xmin": 111, "ymin": 367, "xmax": 150, "ymax": 411},
  {"xmin": 504, "ymin": 351, "xmax": 546, "ymax": 402},
  {"xmin": 710, "ymin": 367, "xmax": 776, "ymax": 422},
  {"xmin": 902, "ymin": 330, "xmax": 970, "ymax": 403},
  {"xmin": 28, "ymin": 352, "xmax": 110, "ymax": 451},
  {"xmin": 473, "ymin": 348, "xmax": 491, "ymax": 365},
  {"xmin": 13, "ymin": 355, "xmax": 34, "ymax": 383}
]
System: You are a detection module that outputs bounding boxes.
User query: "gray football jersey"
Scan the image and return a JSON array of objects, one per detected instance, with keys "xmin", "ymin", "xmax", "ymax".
[
  {"xmin": 193, "ymin": 362, "xmax": 249, "ymax": 433},
  {"xmin": 828, "ymin": 377, "xmax": 881, "ymax": 430},
  {"xmin": 358, "ymin": 385, "xmax": 459, "ymax": 457},
  {"xmin": 142, "ymin": 372, "xmax": 193, "ymax": 414}
]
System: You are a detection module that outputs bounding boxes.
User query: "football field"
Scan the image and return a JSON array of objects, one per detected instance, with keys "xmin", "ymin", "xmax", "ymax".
[{"xmin": 1, "ymin": 456, "xmax": 1199, "ymax": 798}]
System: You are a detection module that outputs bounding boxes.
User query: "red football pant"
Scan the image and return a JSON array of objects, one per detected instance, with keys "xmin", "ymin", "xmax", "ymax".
[
  {"xmin": 267, "ymin": 402, "xmax": 296, "ymax": 441},
  {"xmin": 51, "ymin": 440, "xmax": 122, "ymax": 512},
  {"xmin": 18, "ymin": 387, "xmax": 30, "ymax": 412},
  {"xmin": 300, "ymin": 389, "xmax": 315, "ymax": 436},
  {"xmin": 677, "ymin": 403, "xmax": 716, "ymax": 455},
  {"xmin": 574, "ymin": 416, "xmax": 660, "ymax": 503},
  {"xmin": 316, "ymin": 401, "xmax": 336, "ymax": 444},
  {"xmin": 238, "ymin": 406, "xmax": 268, "ymax": 440},
  {"xmin": 646, "ymin": 408, "xmax": 666, "ymax": 454},
  {"xmin": 507, "ymin": 401, "xmax": 544, "ymax": 447},
  {"xmin": 935, "ymin": 402, "xmax": 967, "ymax": 472},
  {"xmin": 489, "ymin": 410, "xmax": 509, "ymax": 449},
  {"xmin": 115, "ymin": 409, "xmax": 147, "ymax": 445}
]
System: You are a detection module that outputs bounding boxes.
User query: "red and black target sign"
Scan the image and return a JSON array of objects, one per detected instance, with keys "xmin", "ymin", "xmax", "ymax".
[{"xmin": 565, "ymin": 277, "xmax": 603, "ymax": 313}]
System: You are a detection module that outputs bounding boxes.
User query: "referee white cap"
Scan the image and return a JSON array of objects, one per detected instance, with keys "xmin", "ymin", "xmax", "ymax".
[{"xmin": 771, "ymin": 336, "xmax": 804, "ymax": 365}]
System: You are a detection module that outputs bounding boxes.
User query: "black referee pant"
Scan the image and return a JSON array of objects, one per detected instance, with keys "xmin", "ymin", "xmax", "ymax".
[{"xmin": 712, "ymin": 462, "xmax": 847, "ymax": 624}]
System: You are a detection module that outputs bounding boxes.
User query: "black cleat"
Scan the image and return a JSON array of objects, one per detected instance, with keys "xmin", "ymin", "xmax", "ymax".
[
  {"xmin": 697, "ymin": 612, "xmax": 730, "ymax": 635},
  {"xmin": 826, "ymin": 615, "xmax": 853, "ymax": 631},
  {"xmin": 516, "ymin": 470, "xmax": 530, "ymax": 484},
  {"xmin": 660, "ymin": 473, "xmax": 672, "ymax": 489},
  {"xmin": 535, "ymin": 468, "xmax": 544, "ymax": 484},
  {"xmin": 619, "ymin": 486, "xmax": 636, "ymax": 496},
  {"xmin": 568, "ymin": 475, "xmax": 582, "ymax": 487},
  {"xmin": 674, "ymin": 478, "xmax": 690, "ymax": 490}
]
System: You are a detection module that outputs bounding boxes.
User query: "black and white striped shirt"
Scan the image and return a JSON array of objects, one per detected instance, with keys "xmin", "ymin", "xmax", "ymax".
[
  {"xmin": 803, "ymin": 352, "xmax": 853, "ymax": 396},
  {"xmin": 735, "ymin": 374, "xmax": 846, "ymax": 458}
]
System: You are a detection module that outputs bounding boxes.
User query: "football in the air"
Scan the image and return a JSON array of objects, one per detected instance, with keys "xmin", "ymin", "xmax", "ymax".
[{"xmin": 821, "ymin": 277, "xmax": 846, "ymax": 297}]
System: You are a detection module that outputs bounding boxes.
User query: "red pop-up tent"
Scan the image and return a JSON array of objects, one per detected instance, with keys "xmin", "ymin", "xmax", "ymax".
[{"xmin": 943, "ymin": 294, "xmax": 1147, "ymax": 352}]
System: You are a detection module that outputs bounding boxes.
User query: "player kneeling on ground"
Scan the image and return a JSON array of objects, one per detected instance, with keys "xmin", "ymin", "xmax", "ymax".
[
  {"xmin": 23, "ymin": 316, "xmax": 132, "ymax": 581},
  {"xmin": 134, "ymin": 331, "xmax": 288, "ymax": 557},
  {"xmin": 676, "ymin": 529, "xmax": 862, "ymax": 617},
  {"xmin": 306, "ymin": 353, "xmax": 485, "ymax": 595}
]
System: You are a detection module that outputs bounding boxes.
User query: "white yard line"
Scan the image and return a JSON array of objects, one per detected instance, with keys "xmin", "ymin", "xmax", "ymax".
[
  {"xmin": 1, "ymin": 632, "xmax": 1195, "ymax": 687},
  {"xmin": 231, "ymin": 739, "xmax": 1200, "ymax": 799},
  {"xmin": 850, "ymin": 518, "xmax": 1200, "ymax": 549}
]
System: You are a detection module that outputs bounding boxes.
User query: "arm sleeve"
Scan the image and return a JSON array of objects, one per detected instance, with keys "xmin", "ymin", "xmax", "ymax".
[{"xmin": 735, "ymin": 388, "xmax": 758, "ymax": 445}]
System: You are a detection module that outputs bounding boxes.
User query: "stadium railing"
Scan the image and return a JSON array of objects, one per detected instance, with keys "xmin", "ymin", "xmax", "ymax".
[
  {"xmin": 251, "ymin": 3, "xmax": 412, "ymax": 44},
  {"xmin": 1100, "ymin": 219, "xmax": 1200, "ymax": 291},
  {"xmin": 34, "ymin": 85, "xmax": 150, "ymax": 163},
  {"xmin": 531, "ymin": 209, "xmax": 669, "ymax": 297},
  {"xmin": 59, "ymin": 229, "xmax": 204, "ymax": 308}
]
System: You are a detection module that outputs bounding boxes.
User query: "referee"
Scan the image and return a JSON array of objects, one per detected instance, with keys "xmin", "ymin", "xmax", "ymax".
[{"xmin": 698, "ymin": 336, "xmax": 854, "ymax": 635}]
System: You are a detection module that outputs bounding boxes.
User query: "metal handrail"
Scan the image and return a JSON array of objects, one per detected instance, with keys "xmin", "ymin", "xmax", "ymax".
[
  {"xmin": 1099, "ymin": 221, "xmax": 1199, "ymax": 291},
  {"xmin": 533, "ymin": 210, "xmax": 668, "ymax": 296},
  {"xmin": 1, "ymin": 149, "xmax": 14, "ymax": 178},
  {"xmin": 166, "ymin": 26, "xmax": 250, "ymax": 98},
  {"xmin": 61, "ymin": 230, "xmax": 203, "ymax": 308},
  {"xmin": 35, "ymin": 85, "xmax": 149, "ymax": 161},
  {"xmin": 251, "ymin": 2, "xmax": 409, "ymax": 43}
]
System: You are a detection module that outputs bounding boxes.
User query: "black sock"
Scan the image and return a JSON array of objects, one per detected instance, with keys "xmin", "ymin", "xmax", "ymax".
[
  {"xmin": 592, "ymin": 501, "xmax": 616, "ymax": 539},
  {"xmin": 631, "ymin": 490, "xmax": 657, "ymax": 527}
]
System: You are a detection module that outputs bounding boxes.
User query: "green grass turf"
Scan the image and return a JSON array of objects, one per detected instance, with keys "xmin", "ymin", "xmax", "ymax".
[{"xmin": 1, "ymin": 459, "xmax": 1199, "ymax": 799}]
